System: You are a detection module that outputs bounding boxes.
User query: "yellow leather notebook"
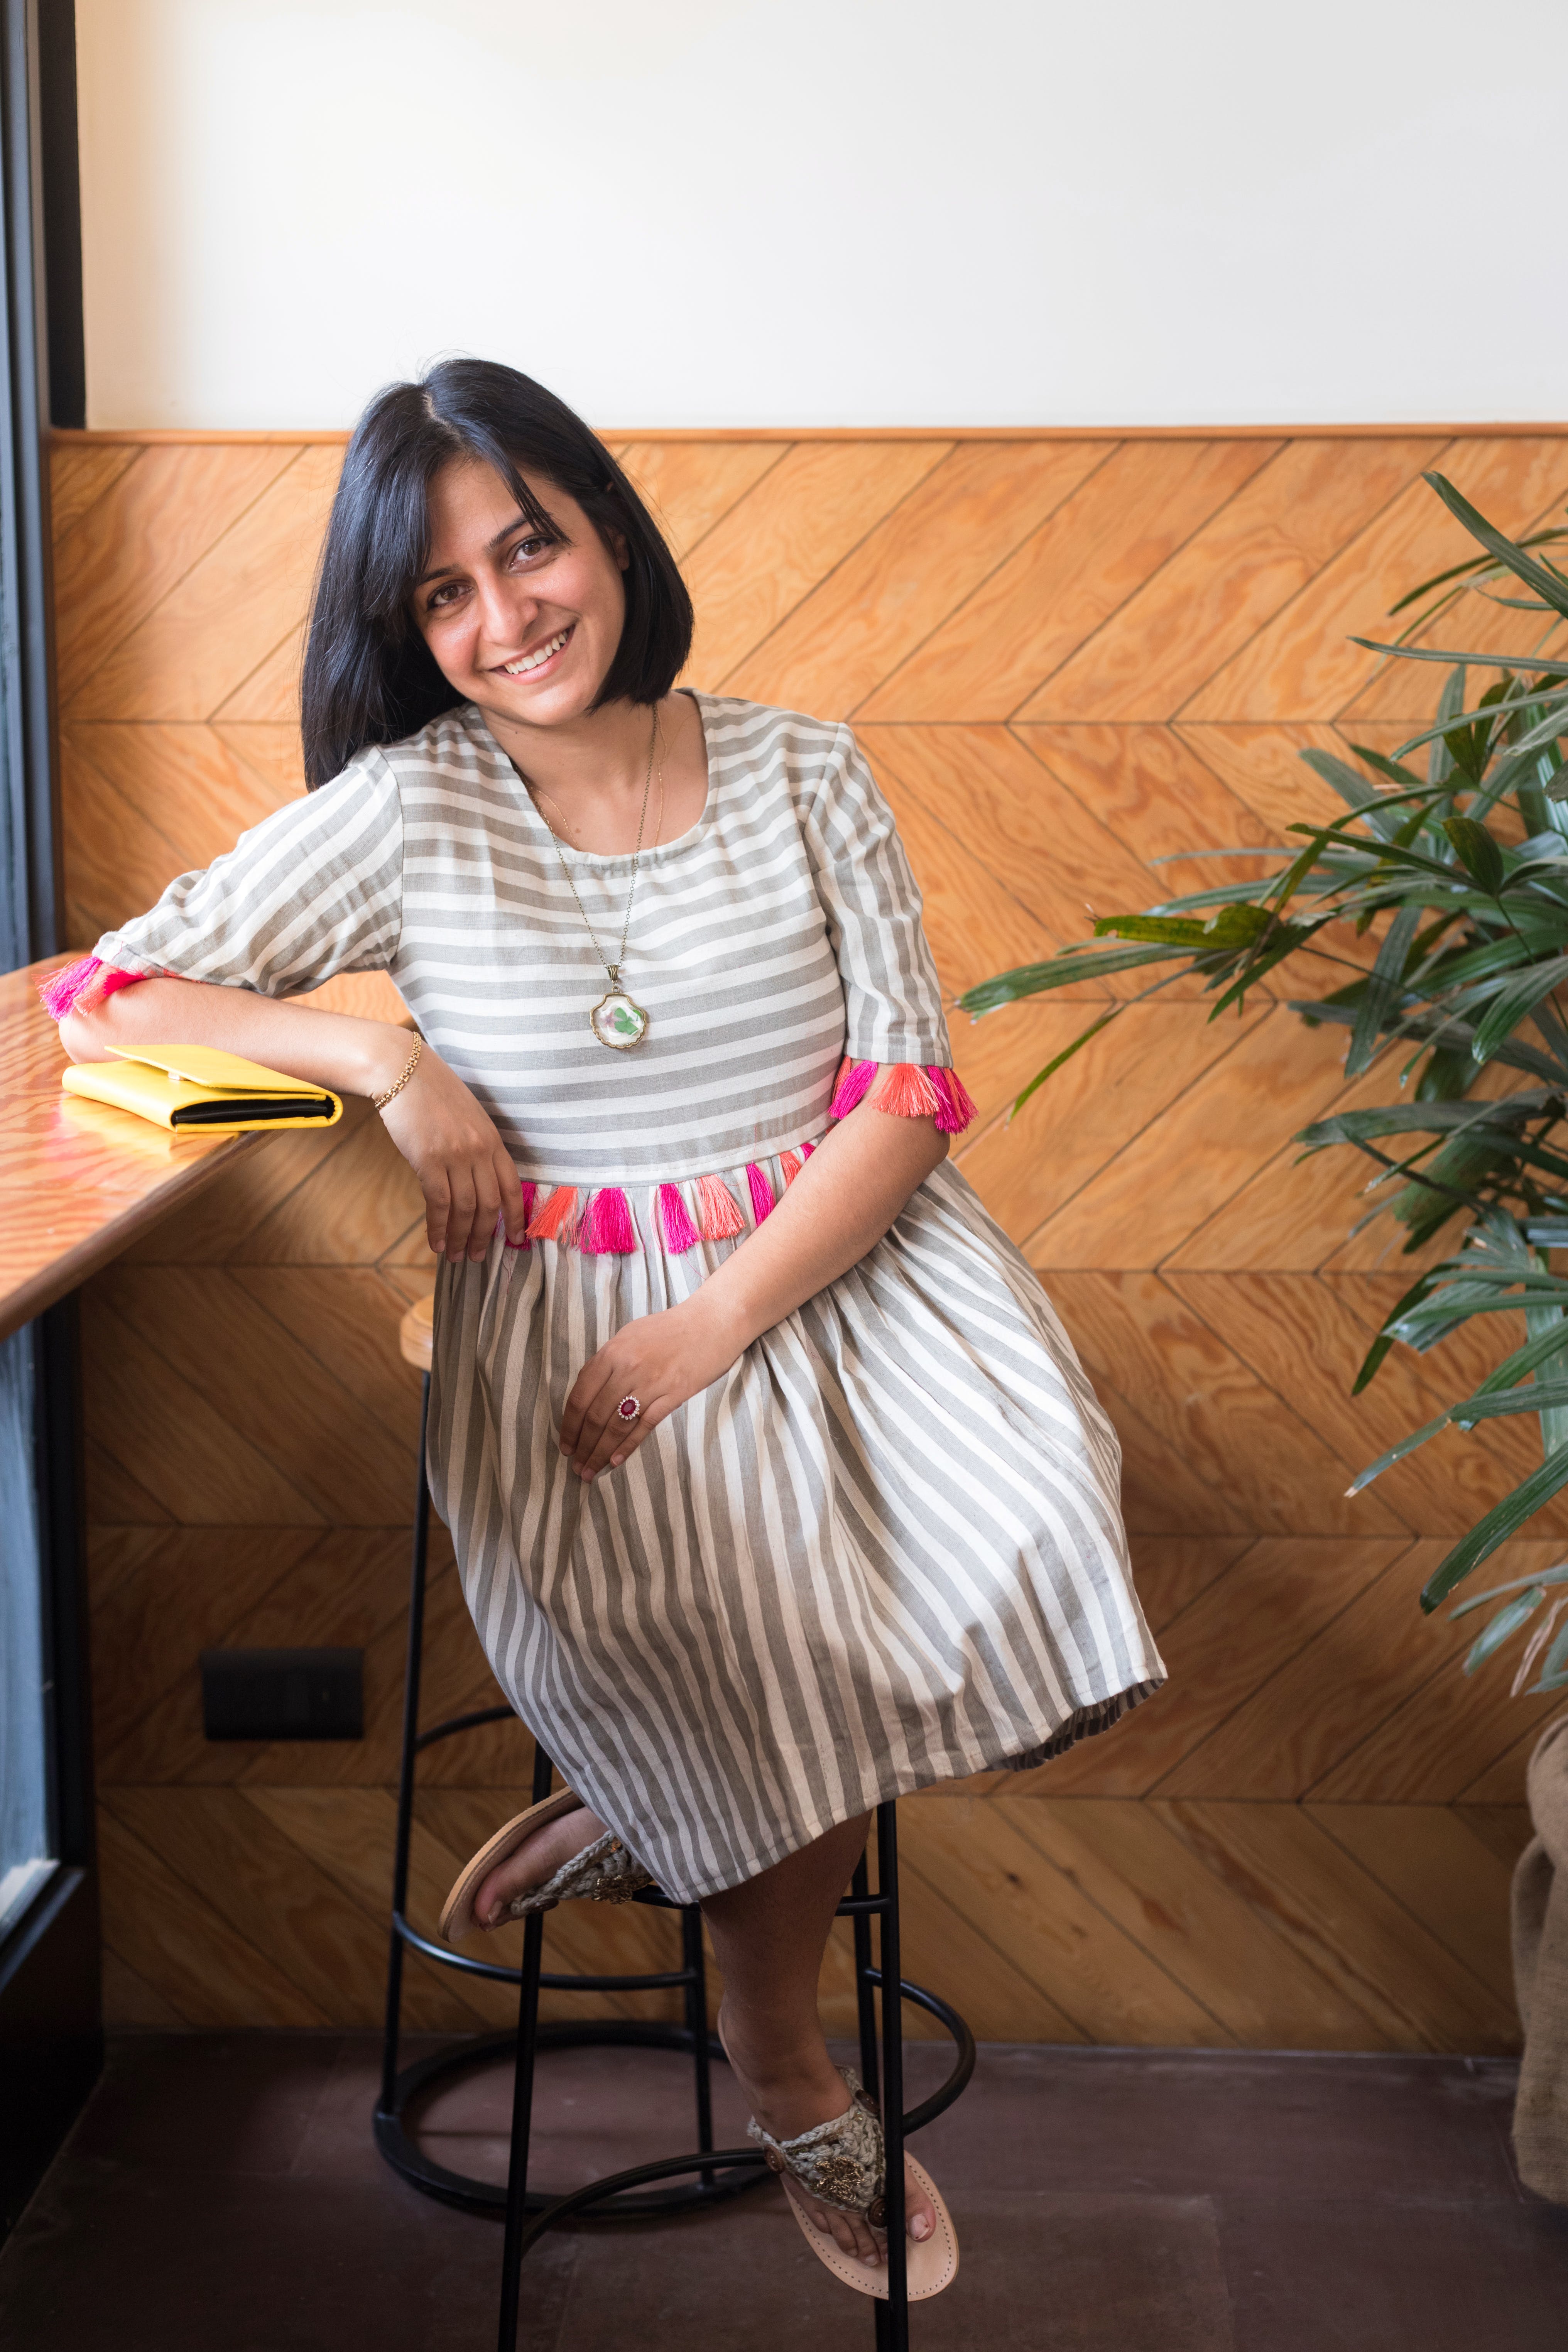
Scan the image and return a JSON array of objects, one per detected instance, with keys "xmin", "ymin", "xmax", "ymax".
[{"xmin": 62, "ymin": 1043, "xmax": 343, "ymax": 1133}]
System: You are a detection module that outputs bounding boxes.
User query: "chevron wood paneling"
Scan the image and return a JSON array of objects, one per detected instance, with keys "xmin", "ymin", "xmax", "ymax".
[{"xmin": 54, "ymin": 425, "xmax": 1568, "ymax": 2051}]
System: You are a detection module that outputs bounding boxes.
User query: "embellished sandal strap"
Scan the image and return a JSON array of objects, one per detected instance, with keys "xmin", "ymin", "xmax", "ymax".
[
  {"xmin": 747, "ymin": 2067, "xmax": 887, "ymax": 2220},
  {"xmin": 506, "ymin": 1827, "xmax": 654, "ymax": 1915}
]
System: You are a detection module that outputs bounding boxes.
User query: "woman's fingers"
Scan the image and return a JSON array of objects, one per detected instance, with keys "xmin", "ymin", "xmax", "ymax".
[
  {"xmin": 497, "ymin": 1150, "xmax": 529, "ymax": 1247},
  {"xmin": 579, "ymin": 1392, "xmax": 665, "ymax": 1481},
  {"xmin": 424, "ymin": 1174, "xmax": 451, "ymax": 1257},
  {"xmin": 559, "ymin": 1351, "xmax": 616, "ymax": 1462},
  {"xmin": 466, "ymin": 1168, "xmax": 502, "ymax": 1262}
]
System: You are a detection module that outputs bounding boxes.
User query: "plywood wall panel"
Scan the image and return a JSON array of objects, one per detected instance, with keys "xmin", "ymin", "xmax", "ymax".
[{"xmin": 54, "ymin": 427, "xmax": 1568, "ymax": 2053}]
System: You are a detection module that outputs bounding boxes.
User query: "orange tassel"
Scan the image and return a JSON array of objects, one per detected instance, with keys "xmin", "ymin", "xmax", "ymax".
[
  {"xmin": 697, "ymin": 1173, "xmax": 745, "ymax": 1240},
  {"xmin": 779, "ymin": 1150, "xmax": 802, "ymax": 1188},
  {"xmin": 526, "ymin": 1184, "xmax": 579, "ymax": 1245},
  {"xmin": 875, "ymin": 1063, "xmax": 942, "ymax": 1118}
]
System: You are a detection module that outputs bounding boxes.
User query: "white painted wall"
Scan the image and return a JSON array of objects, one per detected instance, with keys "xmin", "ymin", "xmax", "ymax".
[{"xmin": 75, "ymin": 0, "xmax": 1568, "ymax": 430}]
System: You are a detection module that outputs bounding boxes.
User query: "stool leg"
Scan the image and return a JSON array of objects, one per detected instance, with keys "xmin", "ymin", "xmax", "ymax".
[
  {"xmin": 497, "ymin": 1743, "xmax": 556, "ymax": 2352},
  {"xmin": 681, "ymin": 1905, "xmax": 716, "ymax": 2185},
  {"xmin": 877, "ymin": 1803, "xmax": 908, "ymax": 2352},
  {"xmin": 379, "ymin": 1370, "xmax": 432, "ymax": 2118},
  {"xmin": 850, "ymin": 1850, "xmax": 880, "ymax": 2111}
]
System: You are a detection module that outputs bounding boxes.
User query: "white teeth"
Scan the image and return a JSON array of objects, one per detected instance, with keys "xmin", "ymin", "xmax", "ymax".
[{"xmin": 503, "ymin": 630, "xmax": 568, "ymax": 676}]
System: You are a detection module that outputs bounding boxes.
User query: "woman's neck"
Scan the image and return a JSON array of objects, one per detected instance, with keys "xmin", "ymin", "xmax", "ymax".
[{"xmin": 481, "ymin": 690, "xmax": 707, "ymax": 856}]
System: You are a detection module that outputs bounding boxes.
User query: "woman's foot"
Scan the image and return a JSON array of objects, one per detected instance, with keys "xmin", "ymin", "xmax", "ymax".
[
  {"xmin": 717, "ymin": 1997, "xmax": 935, "ymax": 2269},
  {"xmin": 473, "ymin": 1804, "xmax": 609, "ymax": 1928}
]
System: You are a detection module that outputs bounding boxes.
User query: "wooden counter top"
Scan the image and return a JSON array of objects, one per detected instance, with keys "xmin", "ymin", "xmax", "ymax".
[{"xmin": 0, "ymin": 958, "xmax": 406, "ymax": 1343}]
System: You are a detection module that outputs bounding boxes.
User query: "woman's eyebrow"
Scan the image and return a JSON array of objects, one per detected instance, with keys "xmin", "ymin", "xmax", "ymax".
[{"xmin": 415, "ymin": 513, "xmax": 536, "ymax": 588}]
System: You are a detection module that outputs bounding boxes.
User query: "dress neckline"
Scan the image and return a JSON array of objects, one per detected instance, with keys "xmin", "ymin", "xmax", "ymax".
[{"xmin": 469, "ymin": 689, "xmax": 716, "ymax": 871}]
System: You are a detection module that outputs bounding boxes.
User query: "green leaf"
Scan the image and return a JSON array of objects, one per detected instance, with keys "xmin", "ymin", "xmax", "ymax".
[
  {"xmin": 1007, "ymin": 1009, "xmax": 1122, "ymax": 1119},
  {"xmin": 1469, "ymin": 956, "xmax": 1568, "ymax": 1064},
  {"xmin": 1350, "ymin": 639, "xmax": 1568, "ymax": 674},
  {"xmin": 1297, "ymin": 749, "xmax": 1402, "ymax": 840},
  {"xmin": 1462, "ymin": 1588, "xmax": 1546, "ymax": 1673},
  {"xmin": 1449, "ymin": 1560, "xmax": 1568, "ymax": 1618},
  {"xmin": 1346, "ymin": 902, "xmax": 1422, "ymax": 1076},
  {"xmin": 1346, "ymin": 1406, "xmax": 1459, "ymax": 1493},
  {"xmin": 957, "ymin": 941, "xmax": 1179, "ymax": 1015},
  {"xmin": 1527, "ymin": 1611, "xmax": 1568, "ymax": 1691},
  {"xmin": 1421, "ymin": 473, "xmax": 1568, "ymax": 620},
  {"xmin": 1350, "ymin": 1266, "xmax": 1443, "ymax": 1392},
  {"xmin": 1093, "ymin": 906, "xmax": 1274, "ymax": 950},
  {"xmin": 1419, "ymin": 1442, "xmax": 1568, "ymax": 1611},
  {"xmin": 1441, "ymin": 816, "xmax": 1505, "ymax": 896}
]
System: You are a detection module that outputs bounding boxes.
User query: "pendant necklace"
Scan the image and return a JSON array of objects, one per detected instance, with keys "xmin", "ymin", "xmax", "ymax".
[{"xmin": 521, "ymin": 716, "xmax": 659, "ymax": 1052}]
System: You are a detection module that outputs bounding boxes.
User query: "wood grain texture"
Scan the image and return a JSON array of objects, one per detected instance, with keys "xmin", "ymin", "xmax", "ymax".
[{"xmin": 56, "ymin": 428, "xmax": 1568, "ymax": 2050}]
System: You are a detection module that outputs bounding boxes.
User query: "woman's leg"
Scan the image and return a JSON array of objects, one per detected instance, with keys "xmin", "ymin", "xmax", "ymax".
[
  {"xmin": 475, "ymin": 1805, "xmax": 935, "ymax": 2268},
  {"xmin": 704, "ymin": 1814, "xmax": 935, "ymax": 2269}
]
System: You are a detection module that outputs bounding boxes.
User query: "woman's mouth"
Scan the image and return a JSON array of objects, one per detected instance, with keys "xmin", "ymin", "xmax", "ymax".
[{"xmin": 499, "ymin": 626, "xmax": 572, "ymax": 681}]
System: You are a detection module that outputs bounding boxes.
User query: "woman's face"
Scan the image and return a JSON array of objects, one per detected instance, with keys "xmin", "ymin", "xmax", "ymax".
[{"xmin": 413, "ymin": 455, "xmax": 629, "ymax": 731}]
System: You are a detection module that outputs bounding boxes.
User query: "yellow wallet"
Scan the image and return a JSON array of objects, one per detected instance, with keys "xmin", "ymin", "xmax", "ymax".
[{"xmin": 62, "ymin": 1043, "xmax": 343, "ymax": 1133}]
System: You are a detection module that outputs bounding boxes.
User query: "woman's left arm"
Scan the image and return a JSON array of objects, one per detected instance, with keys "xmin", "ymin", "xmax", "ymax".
[{"xmin": 557, "ymin": 1101, "xmax": 947, "ymax": 1479}]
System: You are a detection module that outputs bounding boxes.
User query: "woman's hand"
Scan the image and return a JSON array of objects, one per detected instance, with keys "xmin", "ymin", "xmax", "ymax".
[
  {"xmin": 377, "ymin": 1051, "xmax": 527, "ymax": 1263},
  {"xmin": 559, "ymin": 1295, "xmax": 747, "ymax": 1479}
]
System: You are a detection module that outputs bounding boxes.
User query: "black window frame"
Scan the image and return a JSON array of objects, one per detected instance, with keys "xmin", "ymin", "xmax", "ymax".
[{"xmin": 0, "ymin": 0, "xmax": 100, "ymax": 2245}]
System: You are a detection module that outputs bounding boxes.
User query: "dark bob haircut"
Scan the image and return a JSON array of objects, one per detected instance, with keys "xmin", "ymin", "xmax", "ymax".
[{"xmin": 300, "ymin": 358, "xmax": 693, "ymax": 787}]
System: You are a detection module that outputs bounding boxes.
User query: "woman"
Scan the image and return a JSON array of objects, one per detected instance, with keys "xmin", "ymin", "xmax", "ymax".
[{"xmin": 51, "ymin": 360, "xmax": 1164, "ymax": 2298}]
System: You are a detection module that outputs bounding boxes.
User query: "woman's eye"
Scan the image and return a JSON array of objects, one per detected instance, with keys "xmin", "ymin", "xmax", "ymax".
[
  {"xmin": 427, "ymin": 581, "xmax": 465, "ymax": 612},
  {"xmin": 509, "ymin": 536, "xmax": 549, "ymax": 565}
]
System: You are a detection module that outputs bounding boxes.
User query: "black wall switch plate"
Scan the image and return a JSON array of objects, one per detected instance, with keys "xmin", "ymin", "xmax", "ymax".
[{"xmin": 201, "ymin": 1647, "xmax": 363, "ymax": 1741}]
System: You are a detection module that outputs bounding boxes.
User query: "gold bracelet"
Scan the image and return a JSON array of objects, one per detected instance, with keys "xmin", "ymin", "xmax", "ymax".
[{"xmin": 372, "ymin": 1035, "xmax": 422, "ymax": 1111}]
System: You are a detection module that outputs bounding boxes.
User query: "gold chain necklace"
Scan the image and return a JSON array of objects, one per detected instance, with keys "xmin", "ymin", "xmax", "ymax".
[{"xmin": 518, "ymin": 716, "xmax": 659, "ymax": 1052}]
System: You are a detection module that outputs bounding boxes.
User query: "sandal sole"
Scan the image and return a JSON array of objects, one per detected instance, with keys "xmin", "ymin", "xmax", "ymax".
[
  {"xmin": 783, "ymin": 2154, "xmax": 959, "ymax": 2300},
  {"xmin": 438, "ymin": 1788, "xmax": 585, "ymax": 1944}
]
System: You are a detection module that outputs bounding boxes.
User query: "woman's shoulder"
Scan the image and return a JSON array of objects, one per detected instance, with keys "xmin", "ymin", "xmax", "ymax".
[
  {"xmin": 692, "ymin": 692, "xmax": 857, "ymax": 792},
  {"xmin": 368, "ymin": 700, "xmax": 500, "ymax": 785}
]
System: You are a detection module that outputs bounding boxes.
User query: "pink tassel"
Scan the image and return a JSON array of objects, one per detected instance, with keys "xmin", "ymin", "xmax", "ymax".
[
  {"xmin": 504, "ymin": 1180, "xmax": 537, "ymax": 1250},
  {"xmin": 657, "ymin": 1183, "xmax": 701, "ymax": 1254},
  {"xmin": 801, "ymin": 1140, "xmax": 815, "ymax": 1160},
  {"xmin": 829, "ymin": 1058, "xmax": 877, "ymax": 1119},
  {"xmin": 928, "ymin": 1065, "xmax": 978, "ymax": 1136},
  {"xmin": 527, "ymin": 1185, "xmax": 579, "ymax": 1245},
  {"xmin": 875, "ymin": 1063, "xmax": 942, "ymax": 1119},
  {"xmin": 746, "ymin": 1162, "xmax": 776, "ymax": 1224},
  {"xmin": 38, "ymin": 956, "xmax": 145, "ymax": 1022},
  {"xmin": 779, "ymin": 1150, "xmax": 802, "ymax": 1188},
  {"xmin": 697, "ymin": 1173, "xmax": 745, "ymax": 1240},
  {"xmin": 580, "ymin": 1186, "xmax": 637, "ymax": 1255}
]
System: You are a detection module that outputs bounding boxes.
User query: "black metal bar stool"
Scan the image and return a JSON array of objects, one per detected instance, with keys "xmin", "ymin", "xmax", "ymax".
[{"xmin": 377, "ymin": 1293, "xmax": 975, "ymax": 2349}]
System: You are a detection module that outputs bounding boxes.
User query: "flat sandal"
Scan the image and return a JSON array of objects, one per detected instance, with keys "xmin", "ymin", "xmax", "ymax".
[
  {"xmin": 748, "ymin": 2066, "xmax": 959, "ymax": 2301},
  {"xmin": 438, "ymin": 1789, "xmax": 654, "ymax": 1944}
]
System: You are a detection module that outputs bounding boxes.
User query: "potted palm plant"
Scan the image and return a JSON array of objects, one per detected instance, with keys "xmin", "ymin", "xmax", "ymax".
[{"xmin": 960, "ymin": 473, "xmax": 1568, "ymax": 1692}]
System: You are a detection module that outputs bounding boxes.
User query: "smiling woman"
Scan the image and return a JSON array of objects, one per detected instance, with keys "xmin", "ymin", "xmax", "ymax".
[
  {"xmin": 44, "ymin": 356, "xmax": 1162, "ymax": 2300},
  {"xmin": 300, "ymin": 362, "xmax": 693, "ymax": 786}
]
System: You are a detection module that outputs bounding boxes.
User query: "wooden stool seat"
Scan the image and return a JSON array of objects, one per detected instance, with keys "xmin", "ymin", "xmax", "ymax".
[{"xmin": 398, "ymin": 1292, "xmax": 433, "ymax": 1373}]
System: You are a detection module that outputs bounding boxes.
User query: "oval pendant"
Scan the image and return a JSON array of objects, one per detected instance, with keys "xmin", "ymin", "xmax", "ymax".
[{"xmin": 590, "ymin": 990, "xmax": 649, "ymax": 1051}]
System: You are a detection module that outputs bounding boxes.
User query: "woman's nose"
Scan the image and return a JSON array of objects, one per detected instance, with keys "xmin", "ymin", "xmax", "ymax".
[{"xmin": 476, "ymin": 571, "xmax": 536, "ymax": 650}]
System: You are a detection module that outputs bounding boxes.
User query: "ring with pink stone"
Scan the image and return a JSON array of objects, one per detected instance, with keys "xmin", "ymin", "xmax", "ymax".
[{"xmin": 616, "ymin": 1395, "xmax": 641, "ymax": 1424}]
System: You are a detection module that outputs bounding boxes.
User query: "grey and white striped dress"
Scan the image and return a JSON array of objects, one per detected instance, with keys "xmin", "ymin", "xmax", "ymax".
[{"xmin": 91, "ymin": 693, "xmax": 1165, "ymax": 1903}]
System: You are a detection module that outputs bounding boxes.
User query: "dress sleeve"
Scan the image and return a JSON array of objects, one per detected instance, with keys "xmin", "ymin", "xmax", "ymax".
[
  {"xmin": 802, "ymin": 727, "xmax": 977, "ymax": 1136},
  {"xmin": 46, "ymin": 752, "xmax": 404, "ymax": 1014},
  {"xmin": 803, "ymin": 727, "xmax": 951, "ymax": 1064}
]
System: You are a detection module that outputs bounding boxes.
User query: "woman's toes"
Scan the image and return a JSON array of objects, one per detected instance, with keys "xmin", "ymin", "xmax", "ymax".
[{"xmin": 474, "ymin": 1808, "xmax": 606, "ymax": 1926}]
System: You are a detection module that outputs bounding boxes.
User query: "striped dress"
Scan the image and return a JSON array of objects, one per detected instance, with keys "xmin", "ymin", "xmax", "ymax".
[{"xmin": 88, "ymin": 693, "xmax": 1165, "ymax": 1903}]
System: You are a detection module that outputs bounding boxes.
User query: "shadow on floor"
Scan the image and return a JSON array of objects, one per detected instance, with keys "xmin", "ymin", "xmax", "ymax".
[{"xmin": 2, "ymin": 2034, "xmax": 1566, "ymax": 2350}]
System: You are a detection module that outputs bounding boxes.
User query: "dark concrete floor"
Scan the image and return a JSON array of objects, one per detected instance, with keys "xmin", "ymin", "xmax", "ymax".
[{"xmin": 2, "ymin": 2032, "xmax": 1566, "ymax": 2350}]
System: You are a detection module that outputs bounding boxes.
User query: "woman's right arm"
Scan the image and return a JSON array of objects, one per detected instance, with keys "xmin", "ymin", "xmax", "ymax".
[{"xmin": 61, "ymin": 979, "xmax": 527, "ymax": 1264}]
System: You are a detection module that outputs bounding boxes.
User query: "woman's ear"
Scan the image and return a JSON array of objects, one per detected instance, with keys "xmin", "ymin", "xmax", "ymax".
[{"xmin": 611, "ymin": 529, "xmax": 630, "ymax": 571}]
